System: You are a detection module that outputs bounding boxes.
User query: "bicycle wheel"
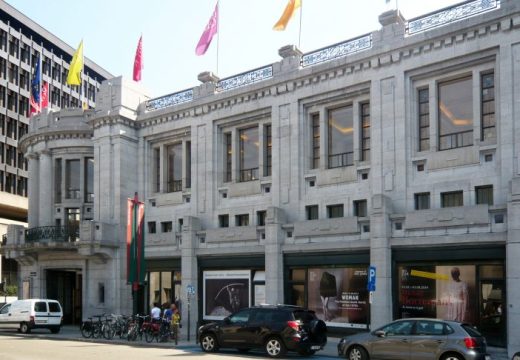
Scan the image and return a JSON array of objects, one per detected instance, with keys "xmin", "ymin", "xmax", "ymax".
[
  {"xmin": 92, "ymin": 324, "xmax": 102, "ymax": 339},
  {"xmin": 127, "ymin": 325, "xmax": 137, "ymax": 341},
  {"xmin": 80, "ymin": 322, "xmax": 93, "ymax": 338},
  {"xmin": 144, "ymin": 329, "xmax": 155, "ymax": 343},
  {"xmin": 103, "ymin": 323, "xmax": 115, "ymax": 340}
]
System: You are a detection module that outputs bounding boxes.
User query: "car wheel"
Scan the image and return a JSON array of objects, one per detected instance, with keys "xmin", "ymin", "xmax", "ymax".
[
  {"xmin": 200, "ymin": 333, "xmax": 219, "ymax": 353},
  {"xmin": 347, "ymin": 346, "xmax": 368, "ymax": 360},
  {"xmin": 19, "ymin": 322, "xmax": 31, "ymax": 334},
  {"xmin": 265, "ymin": 337, "xmax": 287, "ymax": 358},
  {"xmin": 442, "ymin": 354, "xmax": 463, "ymax": 360}
]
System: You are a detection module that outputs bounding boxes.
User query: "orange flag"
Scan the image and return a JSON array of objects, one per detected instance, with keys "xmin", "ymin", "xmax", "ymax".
[{"xmin": 273, "ymin": 0, "xmax": 301, "ymax": 31}]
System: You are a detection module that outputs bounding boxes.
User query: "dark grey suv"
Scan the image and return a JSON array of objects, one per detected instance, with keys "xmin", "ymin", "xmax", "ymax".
[
  {"xmin": 338, "ymin": 318, "xmax": 490, "ymax": 360},
  {"xmin": 198, "ymin": 305, "xmax": 327, "ymax": 358}
]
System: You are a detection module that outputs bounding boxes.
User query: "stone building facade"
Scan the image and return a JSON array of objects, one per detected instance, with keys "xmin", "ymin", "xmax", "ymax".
[{"xmin": 2, "ymin": 0, "xmax": 520, "ymax": 356}]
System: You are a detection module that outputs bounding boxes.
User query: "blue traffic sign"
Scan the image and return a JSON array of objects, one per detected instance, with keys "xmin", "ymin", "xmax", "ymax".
[{"xmin": 367, "ymin": 266, "xmax": 376, "ymax": 292}]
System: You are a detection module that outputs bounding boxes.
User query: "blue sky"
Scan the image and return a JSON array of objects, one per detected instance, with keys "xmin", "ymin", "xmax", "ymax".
[{"xmin": 7, "ymin": 0, "xmax": 460, "ymax": 98}]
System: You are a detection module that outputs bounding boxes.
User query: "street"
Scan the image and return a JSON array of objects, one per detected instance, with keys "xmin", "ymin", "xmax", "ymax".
[{"xmin": 0, "ymin": 335, "xmax": 336, "ymax": 360}]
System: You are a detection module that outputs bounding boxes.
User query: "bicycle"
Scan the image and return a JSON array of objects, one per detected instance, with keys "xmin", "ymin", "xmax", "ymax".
[
  {"xmin": 127, "ymin": 314, "xmax": 150, "ymax": 341},
  {"xmin": 80, "ymin": 314, "xmax": 105, "ymax": 339},
  {"xmin": 144, "ymin": 318, "xmax": 171, "ymax": 343}
]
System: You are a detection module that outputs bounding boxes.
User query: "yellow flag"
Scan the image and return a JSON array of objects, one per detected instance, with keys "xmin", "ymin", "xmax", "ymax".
[
  {"xmin": 66, "ymin": 40, "xmax": 84, "ymax": 85},
  {"xmin": 273, "ymin": 0, "xmax": 301, "ymax": 31}
]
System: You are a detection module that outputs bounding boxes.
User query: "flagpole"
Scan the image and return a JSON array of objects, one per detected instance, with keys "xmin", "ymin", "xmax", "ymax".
[
  {"xmin": 38, "ymin": 47, "xmax": 43, "ymax": 112},
  {"xmin": 298, "ymin": 0, "xmax": 303, "ymax": 49},
  {"xmin": 216, "ymin": 0, "xmax": 220, "ymax": 75},
  {"xmin": 81, "ymin": 39, "xmax": 84, "ymax": 109}
]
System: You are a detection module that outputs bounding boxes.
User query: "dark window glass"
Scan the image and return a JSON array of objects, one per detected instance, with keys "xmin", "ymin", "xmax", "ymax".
[
  {"xmin": 154, "ymin": 148, "xmax": 160, "ymax": 192},
  {"xmin": 239, "ymin": 127, "xmax": 259, "ymax": 182},
  {"xmin": 441, "ymin": 191, "xmax": 463, "ymax": 208},
  {"xmin": 311, "ymin": 114, "xmax": 320, "ymax": 169},
  {"xmin": 34, "ymin": 302, "xmax": 47, "ymax": 312},
  {"xmin": 161, "ymin": 221, "xmax": 172, "ymax": 233},
  {"xmin": 224, "ymin": 133, "xmax": 232, "ymax": 182},
  {"xmin": 327, "ymin": 204, "xmax": 344, "ymax": 218},
  {"xmin": 354, "ymin": 200, "xmax": 367, "ymax": 217},
  {"xmin": 415, "ymin": 320, "xmax": 445, "ymax": 336},
  {"xmin": 328, "ymin": 106, "xmax": 353, "ymax": 168},
  {"xmin": 476, "ymin": 185, "xmax": 493, "ymax": 205},
  {"xmin": 219, "ymin": 214, "xmax": 229, "ymax": 228},
  {"xmin": 186, "ymin": 141, "xmax": 191, "ymax": 189},
  {"xmin": 236, "ymin": 214, "xmax": 249, "ymax": 226},
  {"xmin": 418, "ymin": 88, "xmax": 430, "ymax": 151},
  {"xmin": 48, "ymin": 302, "xmax": 61, "ymax": 313},
  {"xmin": 481, "ymin": 73, "xmax": 495, "ymax": 141},
  {"xmin": 360, "ymin": 103, "xmax": 370, "ymax": 161},
  {"xmin": 306, "ymin": 205, "xmax": 319, "ymax": 220},
  {"xmin": 414, "ymin": 192, "xmax": 430, "ymax": 210},
  {"xmin": 438, "ymin": 78, "xmax": 473, "ymax": 150},
  {"xmin": 167, "ymin": 143, "xmax": 182, "ymax": 192},
  {"xmin": 65, "ymin": 159, "xmax": 80, "ymax": 199},
  {"xmin": 257, "ymin": 210, "xmax": 266, "ymax": 226},
  {"xmin": 148, "ymin": 222, "xmax": 156, "ymax": 234},
  {"xmin": 264, "ymin": 125, "xmax": 272, "ymax": 176},
  {"xmin": 54, "ymin": 159, "xmax": 62, "ymax": 203},
  {"xmin": 84, "ymin": 158, "xmax": 94, "ymax": 203},
  {"xmin": 380, "ymin": 320, "xmax": 414, "ymax": 336}
]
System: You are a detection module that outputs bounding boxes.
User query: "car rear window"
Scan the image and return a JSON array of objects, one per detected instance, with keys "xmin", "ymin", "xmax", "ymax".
[
  {"xmin": 34, "ymin": 302, "xmax": 47, "ymax": 312},
  {"xmin": 462, "ymin": 324, "xmax": 483, "ymax": 337},
  {"xmin": 48, "ymin": 302, "xmax": 61, "ymax": 313},
  {"xmin": 293, "ymin": 310, "xmax": 317, "ymax": 322}
]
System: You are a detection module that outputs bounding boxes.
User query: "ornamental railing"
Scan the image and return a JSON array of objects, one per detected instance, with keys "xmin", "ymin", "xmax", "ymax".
[
  {"xmin": 301, "ymin": 34, "xmax": 372, "ymax": 68},
  {"xmin": 239, "ymin": 167, "xmax": 259, "ymax": 182},
  {"xmin": 439, "ymin": 130, "xmax": 473, "ymax": 151},
  {"xmin": 328, "ymin": 151, "xmax": 354, "ymax": 169},
  {"xmin": 217, "ymin": 65, "xmax": 273, "ymax": 92},
  {"xmin": 25, "ymin": 225, "xmax": 80, "ymax": 243},
  {"xmin": 406, "ymin": 0, "xmax": 500, "ymax": 35},
  {"xmin": 145, "ymin": 89, "xmax": 194, "ymax": 112},
  {"xmin": 167, "ymin": 180, "xmax": 183, "ymax": 193}
]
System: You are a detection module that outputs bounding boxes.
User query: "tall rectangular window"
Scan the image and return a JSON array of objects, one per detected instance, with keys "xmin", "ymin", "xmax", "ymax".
[
  {"xmin": 438, "ymin": 77, "xmax": 473, "ymax": 150},
  {"xmin": 186, "ymin": 141, "xmax": 191, "ymax": 189},
  {"xmin": 148, "ymin": 221, "xmax": 156, "ymax": 234},
  {"xmin": 264, "ymin": 125, "xmax": 272, "ymax": 177},
  {"xmin": 306, "ymin": 205, "xmax": 319, "ymax": 220},
  {"xmin": 311, "ymin": 113, "xmax": 320, "ymax": 169},
  {"xmin": 328, "ymin": 106, "xmax": 353, "ymax": 168},
  {"xmin": 218, "ymin": 214, "xmax": 229, "ymax": 228},
  {"xmin": 65, "ymin": 159, "xmax": 80, "ymax": 199},
  {"xmin": 54, "ymin": 159, "xmax": 62, "ymax": 203},
  {"xmin": 418, "ymin": 88, "xmax": 430, "ymax": 151},
  {"xmin": 354, "ymin": 200, "xmax": 368, "ymax": 217},
  {"xmin": 441, "ymin": 191, "xmax": 463, "ymax": 208},
  {"xmin": 66, "ymin": 208, "xmax": 80, "ymax": 241},
  {"xmin": 481, "ymin": 73, "xmax": 495, "ymax": 141},
  {"xmin": 167, "ymin": 143, "xmax": 182, "ymax": 192},
  {"xmin": 327, "ymin": 204, "xmax": 344, "ymax": 218},
  {"xmin": 84, "ymin": 158, "xmax": 94, "ymax": 203},
  {"xmin": 414, "ymin": 192, "xmax": 430, "ymax": 210},
  {"xmin": 224, "ymin": 132, "xmax": 232, "ymax": 182},
  {"xmin": 360, "ymin": 102, "xmax": 370, "ymax": 161},
  {"xmin": 476, "ymin": 185, "xmax": 493, "ymax": 205},
  {"xmin": 239, "ymin": 127, "xmax": 259, "ymax": 182},
  {"xmin": 154, "ymin": 148, "xmax": 160, "ymax": 192},
  {"xmin": 257, "ymin": 210, "xmax": 267, "ymax": 226}
]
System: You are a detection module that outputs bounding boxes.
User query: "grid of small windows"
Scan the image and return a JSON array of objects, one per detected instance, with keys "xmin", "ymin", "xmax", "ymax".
[
  {"xmin": 311, "ymin": 113, "xmax": 320, "ymax": 169},
  {"xmin": 476, "ymin": 185, "xmax": 493, "ymax": 205},
  {"xmin": 224, "ymin": 132, "xmax": 232, "ymax": 182},
  {"xmin": 481, "ymin": 73, "xmax": 495, "ymax": 141},
  {"xmin": 360, "ymin": 102, "xmax": 370, "ymax": 161},
  {"xmin": 418, "ymin": 88, "xmax": 430, "ymax": 151},
  {"xmin": 264, "ymin": 125, "xmax": 272, "ymax": 177}
]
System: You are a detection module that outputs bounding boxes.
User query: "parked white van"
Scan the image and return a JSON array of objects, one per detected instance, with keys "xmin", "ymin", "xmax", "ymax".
[{"xmin": 0, "ymin": 299, "xmax": 63, "ymax": 333}]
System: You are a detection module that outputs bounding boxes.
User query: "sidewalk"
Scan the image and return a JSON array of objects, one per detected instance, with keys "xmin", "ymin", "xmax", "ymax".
[{"xmin": 11, "ymin": 325, "xmax": 511, "ymax": 360}]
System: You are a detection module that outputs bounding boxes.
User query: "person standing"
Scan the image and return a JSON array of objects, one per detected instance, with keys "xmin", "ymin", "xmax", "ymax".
[
  {"xmin": 151, "ymin": 302, "xmax": 161, "ymax": 321},
  {"xmin": 171, "ymin": 303, "xmax": 181, "ymax": 345}
]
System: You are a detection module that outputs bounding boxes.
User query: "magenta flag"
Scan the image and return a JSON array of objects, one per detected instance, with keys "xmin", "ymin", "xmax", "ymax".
[
  {"xmin": 195, "ymin": 2, "xmax": 218, "ymax": 56},
  {"xmin": 133, "ymin": 36, "xmax": 143, "ymax": 81}
]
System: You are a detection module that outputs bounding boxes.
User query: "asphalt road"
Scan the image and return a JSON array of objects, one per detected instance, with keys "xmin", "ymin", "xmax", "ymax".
[{"xmin": 0, "ymin": 335, "xmax": 336, "ymax": 360}]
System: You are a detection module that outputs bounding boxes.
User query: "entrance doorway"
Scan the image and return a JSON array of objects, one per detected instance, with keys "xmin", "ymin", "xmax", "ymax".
[
  {"xmin": 479, "ymin": 279, "xmax": 504, "ymax": 347},
  {"xmin": 46, "ymin": 270, "xmax": 82, "ymax": 324}
]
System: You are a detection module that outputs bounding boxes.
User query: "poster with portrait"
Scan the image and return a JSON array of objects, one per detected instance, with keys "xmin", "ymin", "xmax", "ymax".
[
  {"xmin": 307, "ymin": 267, "xmax": 368, "ymax": 329},
  {"xmin": 203, "ymin": 270, "xmax": 251, "ymax": 320},
  {"xmin": 398, "ymin": 265, "xmax": 476, "ymax": 324}
]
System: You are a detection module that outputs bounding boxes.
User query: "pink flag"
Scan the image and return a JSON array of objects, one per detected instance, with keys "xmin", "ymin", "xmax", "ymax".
[
  {"xmin": 41, "ymin": 82, "xmax": 49, "ymax": 109},
  {"xmin": 195, "ymin": 2, "xmax": 218, "ymax": 56},
  {"xmin": 133, "ymin": 36, "xmax": 143, "ymax": 81}
]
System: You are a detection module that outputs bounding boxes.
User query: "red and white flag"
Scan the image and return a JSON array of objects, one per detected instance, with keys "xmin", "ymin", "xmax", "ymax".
[
  {"xmin": 133, "ymin": 36, "xmax": 143, "ymax": 82},
  {"xmin": 41, "ymin": 82, "xmax": 49, "ymax": 109},
  {"xmin": 195, "ymin": 2, "xmax": 218, "ymax": 56}
]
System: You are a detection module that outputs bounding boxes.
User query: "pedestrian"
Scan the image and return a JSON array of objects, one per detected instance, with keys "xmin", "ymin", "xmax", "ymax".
[
  {"xmin": 171, "ymin": 303, "xmax": 181, "ymax": 345},
  {"xmin": 151, "ymin": 302, "xmax": 161, "ymax": 322}
]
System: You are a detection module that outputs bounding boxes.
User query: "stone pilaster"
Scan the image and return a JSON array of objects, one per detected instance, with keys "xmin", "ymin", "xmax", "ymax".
[
  {"xmin": 181, "ymin": 216, "xmax": 200, "ymax": 339},
  {"xmin": 38, "ymin": 150, "xmax": 52, "ymax": 226},
  {"xmin": 264, "ymin": 206, "xmax": 286, "ymax": 305},
  {"xmin": 507, "ymin": 178, "xmax": 520, "ymax": 356}
]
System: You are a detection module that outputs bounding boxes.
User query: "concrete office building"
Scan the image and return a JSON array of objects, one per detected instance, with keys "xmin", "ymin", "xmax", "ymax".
[
  {"xmin": 2, "ymin": 0, "xmax": 520, "ymax": 356},
  {"xmin": 0, "ymin": 0, "xmax": 111, "ymax": 297}
]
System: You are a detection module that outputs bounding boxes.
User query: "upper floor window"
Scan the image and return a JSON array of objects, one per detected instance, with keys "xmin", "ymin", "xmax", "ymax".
[
  {"xmin": 264, "ymin": 125, "xmax": 272, "ymax": 177},
  {"xmin": 476, "ymin": 185, "xmax": 493, "ymax": 206},
  {"xmin": 354, "ymin": 199, "xmax": 368, "ymax": 217},
  {"xmin": 328, "ymin": 106, "xmax": 353, "ymax": 168},
  {"xmin": 236, "ymin": 214, "xmax": 249, "ymax": 226},
  {"xmin": 360, "ymin": 103, "xmax": 370, "ymax": 161},
  {"xmin": 481, "ymin": 73, "xmax": 495, "ymax": 142},
  {"xmin": 239, "ymin": 127, "xmax": 259, "ymax": 182},
  {"xmin": 441, "ymin": 191, "xmax": 463, "ymax": 208},
  {"xmin": 224, "ymin": 133, "xmax": 232, "ymax": 182},
  {"xmin": 65, "ymin": 159, "xmax": 80, "ymax": 199},
  {"xmin": 438, "ymin": 77, "xmax": 473, "ymax": 150},
  {"xmin": 306, "ymin": 205, "xmax": 319, "ymax": 220},
  {"xmin": 154, "ymin": 148, "xmax": 160, "ymax": 192},
  {"xmin": 148, "ymin": 221, "xmax": 156, "ymax": 234},
  {"xmin": 257, "ymin": 210, "xmax": 267, "ymax": 226},
  {"xmin": 54, "ymin": 159, "xmax": 62, "ymax": 203},
  {"xmin": 161, "ymin": 221, "xmax": 172, "ymax": 233},
  {"xmin": 218, "ymin": 214, "xmax": 229, "ymax": 228},
  {"xmin": 84, "ymin": 158, "xmax": 94, "ymax": 203},
  {"xmin": 414, "ymin": 192, "xmax": 430, "ymax": 210},
  {"xmin": 327, "ymin": 204, "xmax": 344, "ymax": 218},
  {"xmin": 311, "ymin": 113, "xmax": 320, "ymax": 169},
  {"xmin": 418, "ymin": 88, "xmax": 430, "ymax": 151},
  {"xmin": 167, "ymin": 143, "xmax": 182, "ymax": 192}
]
